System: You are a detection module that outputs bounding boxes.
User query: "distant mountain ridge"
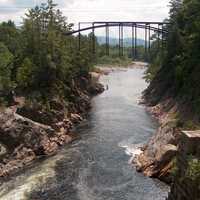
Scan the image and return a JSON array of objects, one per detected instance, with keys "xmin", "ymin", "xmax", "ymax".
[{"xmin": 97, "ymin": 36, "xmax": 145, "ymax": 47}]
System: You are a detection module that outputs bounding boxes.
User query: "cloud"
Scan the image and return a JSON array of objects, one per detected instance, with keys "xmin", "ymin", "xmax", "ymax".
[
  {"xmin": 62, "ymin": 0, "xmax": 169, "ymax": 34},
  {"xmin": 59, "ymin": 0, "xmax": 170, "ymax": 37},
  {"xmin": 0, "ymin": 0, "xmax": 170, "ymax": 35},
  {"xmin": 61, "ymin": 0, "xmax": 170, "ymax": 23},
  {"xmin": 0, "ymin": 0, "xmax": 72, "ymax": 23}
]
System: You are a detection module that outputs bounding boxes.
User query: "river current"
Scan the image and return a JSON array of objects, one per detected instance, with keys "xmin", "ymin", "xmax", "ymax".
[{"xmin": 0, "ymin": 67, "xmax": 169, "ymax": 200}]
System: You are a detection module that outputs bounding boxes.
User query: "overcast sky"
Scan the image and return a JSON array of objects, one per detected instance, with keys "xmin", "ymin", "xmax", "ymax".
[{"xmin": 0, "ymin": 0, "xmax": 170, "ymax": 36}]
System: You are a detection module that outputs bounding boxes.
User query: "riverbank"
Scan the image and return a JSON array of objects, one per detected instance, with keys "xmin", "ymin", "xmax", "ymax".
[
  {"xmin": 96, "ymin": 63, "xmax": 178, "ymax": 183},
  {"xmin": 0, "ymin": 66, "xmax": 169, "ymax": 200},
  {"xmin": 135, "ymin": 96, "xmax": 200, "ymax": 199},
  {"xmin": 134, "ymin": 69, "xmax": 200, "ymax": 198},
  {"xmin": 0, "ymin": 74, "xmax": 104, "ymax": 178},
  {"xmin": 94, "ymin": 61, "xmax": 148, "ymax": 75},
  {"xmin": 134, "ymin": 97, "xmax": 179, "ymax": 183}
]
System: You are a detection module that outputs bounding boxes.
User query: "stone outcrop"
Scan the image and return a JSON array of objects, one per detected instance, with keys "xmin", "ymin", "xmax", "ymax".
[
  {"xmin": 167, "ymin": 131, "xmax": 200, "ymax": 200},
  {"xmin": 135, "ymin": 119, "xmax": 179, "ymax": 182},
  {"xmin": 0, "ymin": 74, "xmax": 104, "ymax": 177},
  {"xmin": 139, "ymin": 52, "xmax": 200, "ymax": 197},
  {"xmin": 0, "ymin": 109, "xmax": 75, "ymax": 177},
  {"xmin": 0, "ymin": 109, "xmax": 56, "ymax": 153},
  {"xmin": 134, "ymin": 101, "xmax": 180, "ymax": 183}
]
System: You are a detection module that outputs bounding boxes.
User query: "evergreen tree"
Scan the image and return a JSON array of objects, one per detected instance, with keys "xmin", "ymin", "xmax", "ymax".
[
  {"xmin": 0, "ymin": 0, "xmax": 96, "ymax": 104},
  {"xmin": 147, "ymin": 0, "xmax": 200, "ymax": 114},
  {"xmin": 0, "ymin": 43, "xmax": 14, "ymax": 91}
]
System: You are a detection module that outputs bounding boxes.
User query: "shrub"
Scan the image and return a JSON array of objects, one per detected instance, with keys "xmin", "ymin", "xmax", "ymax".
[
  {"xmin": 16, "ymin": 58, "xmax": 36, "ymax": 89},
  {"xmin": 0, "ymin": 42, "xmax": 14, "ymax": 91},
  {"xmin": 186, "ymin": 156, "xmax": 200, "ymax": 182}
]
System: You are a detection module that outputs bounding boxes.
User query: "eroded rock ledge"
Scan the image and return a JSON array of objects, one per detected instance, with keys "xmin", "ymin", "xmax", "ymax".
[
  {"xmin": 0, "ymin": 109, "xmax": 64, "ymax": 177},
  {"xmin": 134, "ymin": 99, "xmax": 200, "ymax": 199},
  {"xmin": 0, "ymin": 74, "xmax": 104, "ymax": 177},
  {"xmin": 167, "ymin": 131, "xmax": 200, "ymax": 200},
  {"xmin": 134, "ymin": 101, "xmax": 180, "ymax": 183}
]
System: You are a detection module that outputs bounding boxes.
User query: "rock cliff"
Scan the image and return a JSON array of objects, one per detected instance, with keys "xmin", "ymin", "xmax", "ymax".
[
  {"xmin": 167, "ymin": 131, "xmax": 200, "ymax": 200},
  {"xmin": 0, "ymin": 74, "xmax": 104, "ymax": 177},
  {"xmin": 135, "ymin": 67, "xmax": 200, "ymax": 197},
  {"xmin": 134, "ymin": 101, "xmax": 179, "ymax": 183}
]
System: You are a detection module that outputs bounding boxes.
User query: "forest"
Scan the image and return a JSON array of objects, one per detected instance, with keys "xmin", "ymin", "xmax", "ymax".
[
  {"xmin": 146, "ymin": 0, "xmax": 200, "ymax": 115},
  {"xmin": 97, "ymin": 44, "xmax": 146, "ymax": 66},
  {"xmin": 142, "ymin": 2, "xmax": 200, "ymax": 197},
  {"xmin": 0, "ymin": 0, "xmax": 95, "ymax": 106}
]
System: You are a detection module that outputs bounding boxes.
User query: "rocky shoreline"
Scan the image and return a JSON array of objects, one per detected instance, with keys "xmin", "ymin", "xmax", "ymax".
[
  {"xmin": 134, "ymin": 99, "xmax": 179, "ymax": 183},
  {"xmin": 93, "ymin": 62, "xmax": 148, "ymax": 76},
  {"xmin": 134, "ymin": 73, "xmax": 200, "ymax": 199},
  {"xmin": 0, "ymin": 73, "xmax": 104, "ymax": 178}
]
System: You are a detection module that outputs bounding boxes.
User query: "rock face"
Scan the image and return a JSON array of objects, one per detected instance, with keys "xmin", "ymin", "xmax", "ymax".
[
  {"xmin": 0, "ymin": 109, "xmax": 55, "ymax": 153},
  {"xmin": 167, "ymin": 131, "xmax": 200, "ymax": 200},
  {"xmin": 0, "ymin": 75, "xmax": 104, "ymax": 177},
  {"xmin": 0, "ymin": 109, "xmax": 76, "ymax": 176},
  {"xmin": 135, "ymin": 119, "xmax": 178, "ymax": 182},
  {"xmin": 135, "ymin": 104, "xmax": 200, "ymax": 198},
  {"xmin": 134, "ymin": 101, "xmax": 180, "ymax": 182}
]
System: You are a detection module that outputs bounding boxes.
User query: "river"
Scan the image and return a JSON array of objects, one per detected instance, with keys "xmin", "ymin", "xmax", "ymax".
[{"xmin": 0, "ymin": 67, "xmax": 169, "ymax": 200}]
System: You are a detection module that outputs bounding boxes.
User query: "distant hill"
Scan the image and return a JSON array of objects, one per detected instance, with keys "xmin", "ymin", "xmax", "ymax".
[{"xmin": 97, "ymin": 36, "xmax": 145, "ymax": 47}]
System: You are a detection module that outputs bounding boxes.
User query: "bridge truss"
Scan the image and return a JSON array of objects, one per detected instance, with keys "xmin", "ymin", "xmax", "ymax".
[{"xmin": 66, "ymin": 21, "xmax": 169, "ymax": 60}]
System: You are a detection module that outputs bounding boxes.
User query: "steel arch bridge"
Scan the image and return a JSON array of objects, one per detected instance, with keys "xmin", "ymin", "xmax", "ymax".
[{"xmin": 65, "ymin": 21, "xmax": 169, "ymax": 60}]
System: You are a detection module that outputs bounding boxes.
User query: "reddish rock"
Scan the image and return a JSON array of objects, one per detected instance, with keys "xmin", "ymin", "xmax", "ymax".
[
  {"xmin": 134, "ymin": 102, "xmax": 180, "ymax": 183},
  {"xmin": 0, "ymin": 75, "xmax": 104, "ymax": 177}
]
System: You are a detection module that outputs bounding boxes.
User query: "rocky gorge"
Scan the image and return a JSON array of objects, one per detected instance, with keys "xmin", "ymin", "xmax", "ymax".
[
  {"xmin": 0, "ymin": 73, "xmax": 104, "ymax": 178},
  {"xmin": 134, "ymin": 69, "xmax": 200, "ymax": 199},
  {"xmin": 135, "ymin": 99, "xmax": 179, "ymax": 183},
  {"xmin": 0, "ymin": 63, "xmax": 199, "ymax": 199},
  {"xmin": 167, "ymin": 130, "xmax": 200, "ymax": 200}
]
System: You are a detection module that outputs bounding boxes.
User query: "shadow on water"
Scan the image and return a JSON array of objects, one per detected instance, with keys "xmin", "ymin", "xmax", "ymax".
[
  {"xmin": 25, "ymin": 151, "xmax": 168, "ymax": 200},
  {"xmin": 0, "ymin": 68, "xmax": 169, "ymax": 200},
  {"xmin": 26, "ymin": 151, "xmax": 84, "ymax": 199}
]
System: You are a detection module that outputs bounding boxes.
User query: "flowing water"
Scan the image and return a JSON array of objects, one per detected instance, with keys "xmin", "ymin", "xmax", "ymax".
[{"xmin": 0, "ymin": 67, "xmax": 169, "ymax": 200}]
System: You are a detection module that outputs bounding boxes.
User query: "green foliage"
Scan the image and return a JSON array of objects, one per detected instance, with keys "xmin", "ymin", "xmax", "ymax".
[
  {"xmin": 171, "ymin": 157, "xmax": 178, "ymax": 177},
  {"xmin": 16, "ymin": 58, "xmax": 35, "ymax": 88},
  {"xmin": 0, "ymin": 42, "xmax": 14, "ymax": 90},
  {"xmin": 0, "ymin": 20, "xmax": 22, "ymax": 56},
  {"xmin": 186, "ymin": 156, "xmax": 200, "ymax": 182},
  {"xmin": 146, "ymin": 0, "xmax": 200, "ymax": 115},
  {"xmin": 0, "ymin": 0, "xmax": 95, "ymax": 104},
  {"xmin": 97, "ymin": 55, "xmax": 132, "ymax": 66},
  {"xmin": 96, "ymin": 44, "xmax": 146, "ymax": 66},
  {"xmin": 182, "ymin": 120, "xmax": 200, "ymax": 130},
  {"xmin": 144, "ymin": 52, "xmax": 163, "ymax": 82}
]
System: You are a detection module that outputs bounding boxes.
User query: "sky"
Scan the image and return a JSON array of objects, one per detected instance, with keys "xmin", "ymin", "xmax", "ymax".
[{"xmin": 0, "ymin": 0, "xmax": 170, "ymax": 37}]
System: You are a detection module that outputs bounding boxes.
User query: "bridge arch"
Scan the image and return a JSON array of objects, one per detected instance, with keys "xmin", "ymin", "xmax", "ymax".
[{"xmin": 65, "ymin": 22, "xmax": 169, "ymax": 60}]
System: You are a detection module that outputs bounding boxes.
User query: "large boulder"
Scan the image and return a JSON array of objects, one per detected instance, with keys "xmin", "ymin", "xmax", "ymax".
[
  {"xmin": 0, "ymin": 108, "xmax": 57, "ymax": 155},
  {"xmin": 134, "ymin": 118, "xmax": 179, "ymax": 182},
  {"xmin": 167, "ymin": 131, "xmax": 200, "ymax": 200},
  {"xmin": 0, "ymin": 108, "xmax": 66, "ymax": 176}
]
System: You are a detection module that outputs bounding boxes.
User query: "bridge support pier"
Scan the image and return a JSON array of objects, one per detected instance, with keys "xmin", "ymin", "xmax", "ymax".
[
  {"xmin": 148, "ymin": 24, "xmax": 151, "ymax": 60},
  {"xmin": 134, "ymin": 25, "xmax": 137, "ymax": 60},
  {"xmin": 92, "ymin": 23, "xmax": 95, "ymax": 54},
  {"xmin": 119, "ymin": 24, "xmax": 121, "ymax": 57},
  {"xmin": 145, "ymin": 24, "xmax": 147, "ymax": 61},
  {"xmin": 105, "ymin": 23, "xmax": 109, "ymax": 56},
  {"xmin": 119, "ymin": 23, "xmax": 124, "ymax": 57},
  {"xmin": 158, "ymin": 24, "xmax": 160, "ymax": 50},
  {"xmin": 161, "ymin": 24, "xmax": 165, "ymax": 62},
  {"xmin": 132, "ymin": 23, "xmax": 135, "ymax": 60},
  {"xmin": 78, "ymin": 22, "xmax": 81, "ymax": 51}
]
